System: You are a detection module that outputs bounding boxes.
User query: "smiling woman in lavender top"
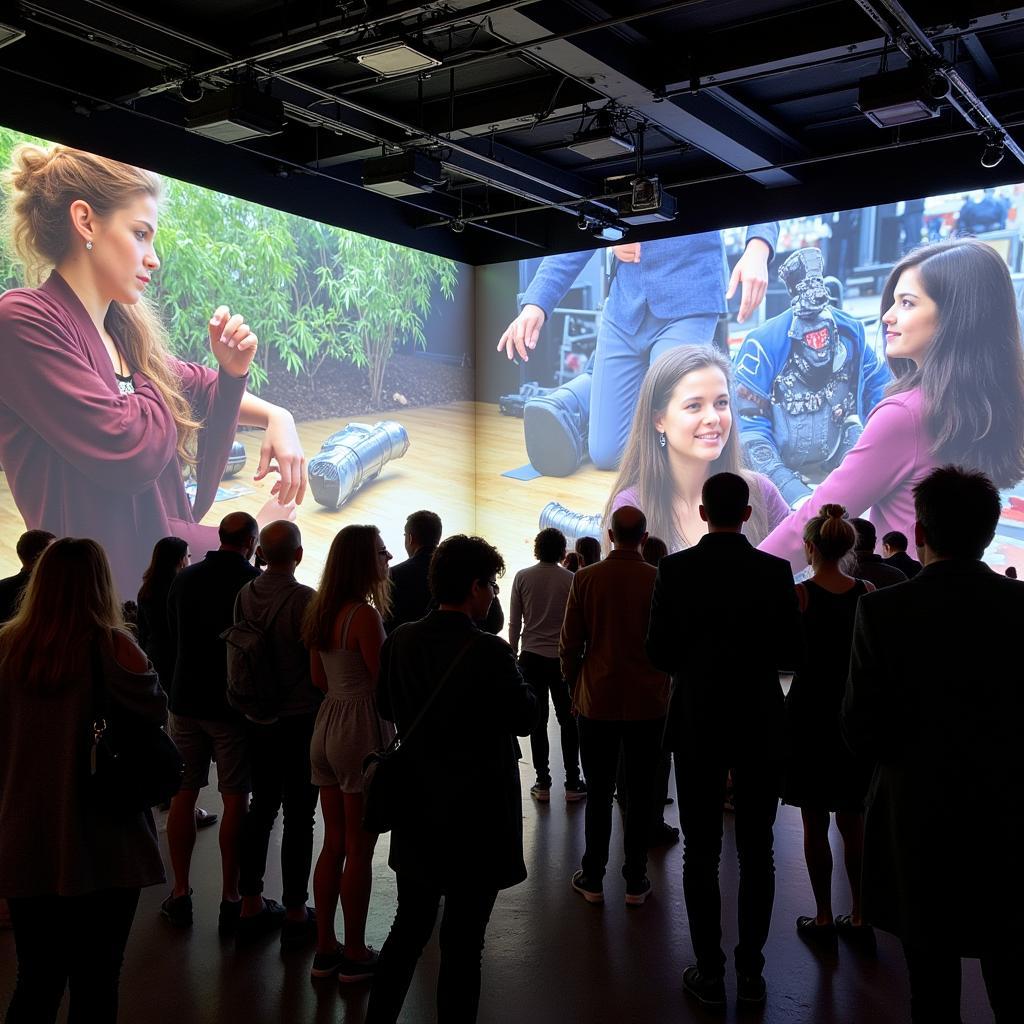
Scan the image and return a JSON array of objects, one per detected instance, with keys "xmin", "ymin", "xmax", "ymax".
[
  {"xmin": 607, "ymin": 345, "xmax": 789, "ymax": 553},
  {"xmin": 759, "ymin": 239, "xmax": 1024, "ymax": 574}
]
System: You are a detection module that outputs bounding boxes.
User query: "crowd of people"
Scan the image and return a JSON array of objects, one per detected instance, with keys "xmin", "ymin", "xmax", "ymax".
[{"xmin": 1, "ymin": 463, "xmax": 1021, "ymax": 1023}]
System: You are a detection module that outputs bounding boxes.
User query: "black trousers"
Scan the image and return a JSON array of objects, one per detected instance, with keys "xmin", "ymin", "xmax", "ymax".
[
  {"xmin": 675, "ymin": 758, "xmax": 781, "ymax": 978},
  {"xmin": 238, "ymin": 711, "xmax": 319, "ymax": 909},
  {"xmin": 519, "ymin": 652, "xmax": 580, "ymax": 787},
  {"xmin": 365, "ymin": 873, "xmax": 499, "ymax": 1024},
  {"xmin": 5, "ymin": 887, "xmax": 141, "ymax": 1024},
  {"xmin": 902, "ymin": 944, "xmax": 1020, "ymax": 1023},
  {"xmin": 577, "ymin": 715, "xmax": 665, "ymax": 882}
]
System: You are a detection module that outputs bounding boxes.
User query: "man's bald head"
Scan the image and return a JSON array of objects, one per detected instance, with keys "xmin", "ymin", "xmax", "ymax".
[
  {"xmin": 610, "ymin": 505, "xmax": 648, "ymax": 550},
  {"xmin": 218, "ymin": 511, "xmax": 258, "ymax": 551},
  {"xmin": 258, "ymin": 520, "xmax": 303, "ymax": 568}
]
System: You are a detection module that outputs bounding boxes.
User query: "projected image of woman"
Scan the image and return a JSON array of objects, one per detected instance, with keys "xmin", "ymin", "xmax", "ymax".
[
  {"xmin": 760, "ymin": 239, "xmax": 1024, "ymax": 573},
  {"xmin": 604, "ymin": 345, "xmax": 789, "ymax": 552},
  {"xmin": 0, "ymin": 144, "xmax": 305, "ymax": 596}
]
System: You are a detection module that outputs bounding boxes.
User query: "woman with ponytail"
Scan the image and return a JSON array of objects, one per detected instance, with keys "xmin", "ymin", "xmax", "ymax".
[
  {"xmin": 784, "ymin": 504, "xmax": 875, "ymax": 943},
  {"xmin": 0, "ymin": 144, "xmax": 304, "ymax": 596}
]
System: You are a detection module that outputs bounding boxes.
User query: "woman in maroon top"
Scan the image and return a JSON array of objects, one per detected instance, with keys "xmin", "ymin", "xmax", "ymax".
[{"xmin": 0, "ymin": 143, "xmax": 305, "ymax": 596}]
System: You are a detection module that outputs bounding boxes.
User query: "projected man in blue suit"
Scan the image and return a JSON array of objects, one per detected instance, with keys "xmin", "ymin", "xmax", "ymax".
[{"xmin": 496, "ymin": 227, "xmax": 778, "ymax": 475}]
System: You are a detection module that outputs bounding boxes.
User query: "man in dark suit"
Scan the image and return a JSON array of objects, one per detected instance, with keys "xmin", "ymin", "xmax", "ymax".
[
  {"xmin": 0, "ymin": 529, "xmax": 54, "ymax": 623},
  {"xmin": 647, "ymin": 473, "xmax": 801, "ymax": 1010},
  {"xmin": 849, "ymin": 518, "xmax": 907, "ymax": 588},
  {"xmin": 881, "ymin": 529, "xmax": 922, "ymax": 578},
  {"xmin": 843, "ymin": 466, "xmax": 1023, "ymax": 1024},
  {"xmin": 385, "ymin": 510, "xmax": 442, "ymax": 633}
]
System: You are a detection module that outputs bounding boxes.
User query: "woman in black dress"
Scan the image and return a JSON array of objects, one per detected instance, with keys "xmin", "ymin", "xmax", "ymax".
[{"xmin": 784, "ymin": 504, "xmax": 875, "ymax": 940}]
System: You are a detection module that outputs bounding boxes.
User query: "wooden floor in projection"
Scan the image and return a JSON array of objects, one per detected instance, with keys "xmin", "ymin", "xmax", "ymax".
[{"xmin": 0, "ymin": 402, "xmax": 616, "ymax": 598}]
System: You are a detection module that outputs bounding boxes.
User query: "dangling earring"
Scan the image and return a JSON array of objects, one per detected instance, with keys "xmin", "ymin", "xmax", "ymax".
[
  {"xmin": 85, "ymin": 241, "xmax": 93, "ymax": 251},
  {"xmin": 658, "ymin": 432, "xmax": 667, "ymax": 449}
]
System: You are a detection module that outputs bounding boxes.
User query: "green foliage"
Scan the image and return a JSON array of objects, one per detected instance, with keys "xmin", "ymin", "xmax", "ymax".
[{"xmin": 0, "ymin": 125, "xmax": 459, "ymax": 403}]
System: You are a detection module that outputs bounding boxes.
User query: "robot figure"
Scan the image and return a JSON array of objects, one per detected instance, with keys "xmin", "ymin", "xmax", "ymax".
[{"xmin": 733, "ymin": 247, "xmax": 891, "ymax": 508}]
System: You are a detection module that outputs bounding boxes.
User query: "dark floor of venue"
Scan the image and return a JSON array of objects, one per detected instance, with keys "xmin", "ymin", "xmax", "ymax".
[{"xmin": 0, "ymin": 741, "xmax": 996, "ymax": 1024}]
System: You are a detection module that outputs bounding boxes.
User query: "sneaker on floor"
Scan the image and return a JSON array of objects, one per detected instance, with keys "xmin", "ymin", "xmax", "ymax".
[
  {"xmin": 195, "ymin": 807, "xmax": 219, "ymax": 830},
  {"xmin": 564, "ymin": 781, "xmax": 588, "ymax": 802},
  {"xmin": 280, "ymin": 907, "xmax": 317, "ymax": 950},
  {"xmin": 647, "ymin": 821, "xmax": 680, "ymax": 847},
  {"xmin": 570, "ymin": 869, "xmax": 604, "ymax": 904},
  {"xmin": 237, "ymin": 898, "xmax": 286, "ymax": 942},
  {"xmin": 160, "ymin": 891, "xmax": 193, "ymax": 928},
  {"xmin": 737, "ymin": 973, "xmax": 767, "ymax": 1006},
  {"xmin": 625, "ymin": 877, "xmax": 652, "ymax": 906},
  {"xmin": 530, "ymin": 784, "xmax": 551, "ymax": 803},
  {"xmin": 311, "ymin": 943, "xmax": 346, "ymax": 979},
  {"xmin": 217, "ymin": 898, "xmax": 242, "ymax": 936},
  {"xmin": 338, "ymin": 946, "xmax": 380, "ymax": 983},
  {"xmin": 682, "ymin": 966, "xmax": 726, "ymax": 1008}
]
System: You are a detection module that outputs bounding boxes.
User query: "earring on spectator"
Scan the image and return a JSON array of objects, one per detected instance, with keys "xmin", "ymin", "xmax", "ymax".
[
  {"xmin": 658, "ymin": 432, "xmax": 667, "ymax": 449},
  {"xmin": 85, "ymin": 241, "xmax": 93, "ymax": 251}
]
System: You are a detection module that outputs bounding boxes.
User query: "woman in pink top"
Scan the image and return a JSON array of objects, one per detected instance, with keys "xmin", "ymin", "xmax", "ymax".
[
  {"xmin": 760, "ymin": 239, "xmax": 1024, "ymax": 574},
  {"xmin": 0, "ymin": 144, "xmax": 305, "ymax": 596},
  {"xmin": 606, "ymin": 345, "xmax": 789, "ymax": 552}
]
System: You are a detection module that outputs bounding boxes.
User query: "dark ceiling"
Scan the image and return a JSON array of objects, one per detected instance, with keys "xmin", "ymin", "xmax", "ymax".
[{"xmin": 2, "ymin": 0, "xmax": 1024, "ymax": 264}]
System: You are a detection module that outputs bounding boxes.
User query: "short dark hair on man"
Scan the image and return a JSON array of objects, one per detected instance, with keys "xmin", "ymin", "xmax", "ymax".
[
  {"xmin": 701, "ymin": 472, "xmax": 750, "ymax": 527},
  {"xmin": 406, "ymin": 510, "xmax": 443, "ymax": 549},
  {"xmin": 610, "ymin": 506, "xmax": 647, "ymax": 547},
  {"xmin": 850, "ymin": 517, "xmax": 876, "ymax": 552},
  {"xmin": 534, "ymin": 528, "xmax": 567, "ymax": 564},
  {"xmin": 218, "ymin": 511, "xmax": 258, "ymax": 548},
  {"xmin": 575, "ymin": 536, "xmax": 601, "ymax": 566},
  {"xmin": 429, "ymin": 535, "xmax": 506, "ymax": 605},
  {"xmin": 16, "ymin": 529, "xmax": 55, "ymax": 568},
  {"xmin": 881, "ymin": 530, "xmax": 909, "ymax": 552},
  {"xmin": 913, "ymin": 465, "xmax": 1001, "ymax": 559}
]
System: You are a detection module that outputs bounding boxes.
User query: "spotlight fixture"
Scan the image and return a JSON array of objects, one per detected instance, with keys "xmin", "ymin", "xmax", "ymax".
[
  {"xmin": 0, "ymin": 19, "xmax": 26, "ymax": 50},
  {"xmin": 450, "ymin": 218, "xmax": 466, "ymax": 234},
  {"xmin": 857, "ymin": 68, "xmax": 941, "ymax": 128},
  {"xmin": 356, "ymin": 40, "xmax": 441, "ymax": 77},
  {"xmin": 577, "ymin": 213, "xmax": 591, "ymax": 231},
  {"xmin": 362, "ymin": 151, "xmax": 444, "ymax": 197},
  {"xmin": 567, "ymin": 108, "xmax": 635, "ymax": 161},
  {"xmin": 185, "ymin": 86, "xmax": 285, "ymax": 142},
  {"xmin": 178, "ymin": 78, "xmax": 205, "ymax": 104},
  {"xmin": 592, "ymin": 221, "xmax": 627, "ymax": 243},
  {"xmin": 981, "ymin": 132, "xmax": 1006, "ymax": 169}
]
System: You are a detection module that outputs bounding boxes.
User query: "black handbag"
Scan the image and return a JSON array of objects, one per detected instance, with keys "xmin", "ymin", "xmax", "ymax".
[
  {"xmin": 362, "ymin": 637, "xmax": 475, "ymax": 835},
  {"xmin": 88, "ymin": 640, "xmax": 185, "ymax": 818}
]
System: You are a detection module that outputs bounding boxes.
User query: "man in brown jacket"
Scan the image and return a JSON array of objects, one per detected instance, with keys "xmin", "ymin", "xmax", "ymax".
[{"xmin": 560, "ymin": 505, "xmax": 669, "ymax": 907}]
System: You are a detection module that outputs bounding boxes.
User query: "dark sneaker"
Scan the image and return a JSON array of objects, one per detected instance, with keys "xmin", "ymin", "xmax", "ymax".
[
  {"xmin": 564, "ymin": 781, "xmax": 588, "ymax": 802},
  {"xmin": 648, "ymin": 821, "xmax": 680, "ymax": 847},
  {"xmin": 195, "ymin": 807, "xmax": 218, "ymax": 829},
  {"xmin": 338, "ymin": 946, "xmax": 380, "ymax": 983},
  {"xmin": 625, "ymin": 877, "xmax": 652, "ymax": 906},
  {"xmin": 737, "ymin": 973, "xmax": 767, "ymax": 1006},
  {"xmin": 311, "ymin": 943, "xmax": 345, "ymax": 979},
  {"xmin": 237, "ymin": 898, "xmax": 286, "ymax": 942},
  {"xmin": 218, "ymin": 898, "xmax": 242, "ymax": 936},
  {"xmin": 530, "ymin": 784, "xmax": 551, "ymax": 803},
  {"xmin": 160, "ymin": 891, "xmax": 193, "ymax": 928},
  {"xmin": 682, "ymin": 966, "xmax": 726, "ymax": 1008},
  {"xmin": 280, "ymin": 907, "xmax": 317, "ymax": 950},
  {"xmin": 570, "ymin": 869, "xmax": 604, "ymax": 904}
]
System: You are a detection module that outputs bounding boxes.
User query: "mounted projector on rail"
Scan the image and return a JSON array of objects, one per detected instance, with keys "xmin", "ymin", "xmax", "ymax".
[
  {"xmin": 356, "ymin": 40, "xmax": 441, "ymax": 77},
  {"xmin": 567, "ymin": 108, "xmax": 635, "ymax": 161},
  {"xmin": 362, "ymin": 151, "xmax": 444, "ymax": 197},
  {"xmin": 857, "ymin": 68, "xmax": 942, "ymax": 128},
  {"xmin": 186, "ymin": 86, "xmax": 285, "ymax": 143},
  {"xmin": 607, "ymin": 175, "xmax": 677, "ymax": 225}
]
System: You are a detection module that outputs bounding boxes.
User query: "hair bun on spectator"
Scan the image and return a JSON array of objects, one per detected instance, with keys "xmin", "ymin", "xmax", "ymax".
[{"xmin": 820, "ymin": 503, "xmax": 848, "ymax": 520}]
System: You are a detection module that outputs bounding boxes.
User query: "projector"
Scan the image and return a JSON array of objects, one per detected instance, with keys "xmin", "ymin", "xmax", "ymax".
[
  {"xmin": 614, "ymin": 176, "xmax": 677, "ymax": 225},
  {"xmin": 567, "ymin": 127, "xmax": 635, "ymax": 162},
  {"xmin": 857, "ymin": 69, "xmax": 941, "ymax": 128},
  {"xmin": 362, "ymin": 151, "xmax": 444, "ymax": 197},
  {"xmin": 186, "ymin": 86, "xmax": 285, "ymax": 143}
]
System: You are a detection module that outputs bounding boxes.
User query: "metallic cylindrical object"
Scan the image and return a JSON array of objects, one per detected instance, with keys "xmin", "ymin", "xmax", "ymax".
[
  {"xmin": 539, "ymin": 501, "xmax": 603, "ymax": 544},
  {"xmin": 308, "ymin": 420, "xmax": 410, "ymax": 510},
  {"xmin": 222, "ymin": 440, "xmax": 247, "ymax": 479}
]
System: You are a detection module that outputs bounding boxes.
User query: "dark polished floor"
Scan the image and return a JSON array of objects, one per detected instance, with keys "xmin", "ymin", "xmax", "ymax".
[{"xmin": 1, "ymin": 735, "xmax": 996, "ymax": 1024}]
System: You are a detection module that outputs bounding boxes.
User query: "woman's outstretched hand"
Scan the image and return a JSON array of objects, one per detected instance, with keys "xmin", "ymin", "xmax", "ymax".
[
  {"xmin": 257, "ymin": 408, "xmax": 307, "ymax": 505},
  {"xmin": 208, "ymin": 306, "xmax": 258, "ymax": 379}
]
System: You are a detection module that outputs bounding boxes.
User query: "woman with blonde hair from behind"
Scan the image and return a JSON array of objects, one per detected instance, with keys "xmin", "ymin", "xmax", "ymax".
[
  {"xmin": 0, "ymin": 538, "xmax": 167, "ymax": 1023},
  {"xmin": 305, "ymin": 524, "xmax": 394, "ymax": 983},
  {"xmin": 783, "ymin": 504, "xmax": 876, "ymax": 945},
  {"xmin": 0, "ymin": 142, "xmax": 303, "ymax": 598}
]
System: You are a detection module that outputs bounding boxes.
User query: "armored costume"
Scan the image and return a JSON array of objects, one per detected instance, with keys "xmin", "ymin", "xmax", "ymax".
[{"xmin": 733, "ymin": 248, "xmax": 890, "ymax": 508}]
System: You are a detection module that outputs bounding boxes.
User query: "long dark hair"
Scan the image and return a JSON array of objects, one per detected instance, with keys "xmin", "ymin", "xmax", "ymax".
[
  {"xmin": 138, "ymin": 536, "xmax": 188, "ymax": 603},
  {"xmin": 882, "ymin": 239, "xmax": 1024, "ymax": 488}
]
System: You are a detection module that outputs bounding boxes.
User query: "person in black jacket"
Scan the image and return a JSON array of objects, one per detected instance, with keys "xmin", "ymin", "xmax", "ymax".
[
  {"xmin": 384, "ymin": 510, "xmax": 442, "ymax": 633},
  {"xmin": 0, "ymin": 529, "xmax": 54, "ymax": 623},
  {"xmin": 880, "ymin": 529, "xmax": 922, "ymax": 579},
  {"xmin": 366, "ymin": 535, "xmax": 535, "ymax": 1024},
  {"xmin": 843, "ymin": 466, "xmax": 1024, "ymax": 1024},
  {"xmin": 647, "ymin": 472, "xmax": 802, "ymax": 1011},
  {"xmin": 160, "ymin": 512, "xmax": 259, "ymax": 933}
]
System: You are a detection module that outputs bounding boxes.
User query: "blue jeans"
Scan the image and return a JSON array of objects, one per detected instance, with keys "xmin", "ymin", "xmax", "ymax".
[{"xmin": 587, "ymin": 309, "xmax": 718, "ymax": 469}]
